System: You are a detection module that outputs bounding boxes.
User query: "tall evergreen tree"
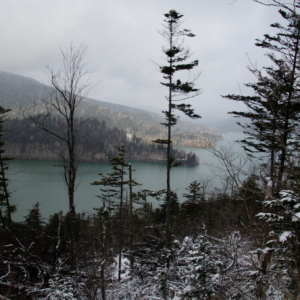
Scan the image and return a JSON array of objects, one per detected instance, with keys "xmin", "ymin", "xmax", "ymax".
[
  {"xmin": 223, "ymin": 9, "xmax": 300, "ymax": 193},
  {"xmin": 153, "ymin": 10, "xmax": 201, "ymax": 246},
  {"xmin": 0, "ymin": 106, "xmax": 14, "ymax": 227}
]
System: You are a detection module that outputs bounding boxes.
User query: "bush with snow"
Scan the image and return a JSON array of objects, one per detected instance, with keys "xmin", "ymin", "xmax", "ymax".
[{"xmin": 256, "ymin": 190, "xmax": 300, "ymax": 297}]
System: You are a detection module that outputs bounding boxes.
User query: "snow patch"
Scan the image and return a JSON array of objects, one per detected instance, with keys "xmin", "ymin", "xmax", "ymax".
[{"xmin": 279, "ymin": 231, "xmax": 292, "ymax": 243}]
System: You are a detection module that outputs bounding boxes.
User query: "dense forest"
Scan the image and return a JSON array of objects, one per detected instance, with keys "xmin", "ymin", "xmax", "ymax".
[
  {"xmin": 2, "ymin": 3, "xmax": 300, "ymax": 300},
  {"xmin": 0, "ymin": 71, "xmax": 222, "ymax": 149},
  {"xmin": 3, "ymin": 117, "xmax": 198, "ymax": 166},
  {"xmin": 0, "ymin": 177, "xmax": 266, "ymax": 299}
]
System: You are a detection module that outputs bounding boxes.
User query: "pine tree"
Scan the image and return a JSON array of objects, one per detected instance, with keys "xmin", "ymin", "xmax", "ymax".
[
  {"xmin": 223, "ymin": 9, "xmax": 300, "ymax": 193},
  {"xmin": 181, "ymin": 181, "xmax": 203, "ymax": 225},
  {"xmin": 183, "ymin": 181, "xmax": 203, "ymax": 203},
  {"xmin": 0, "ymin": 106, "xmax": 15, "ymax": 227},
  {"xmin": 155, "ymin": 191, "xmax": 180, "ymax": 227},
  {"xmin": 92, "ymin": 146, "xmax": 129, "ymax": 282},
  {"xmin": 24, "ymin": 202, "xmax": 45, "ymax": 231},
  {"xmin": 181, "ymin": 236, "xmax": 218, "ymax": 299},
  {"xmin": 257, "ymin": 190, "xmax": 300, "ymax": 297},
  {"xmin": 153, "ymin": 10, "xmax": 201, "ymax": 247}
]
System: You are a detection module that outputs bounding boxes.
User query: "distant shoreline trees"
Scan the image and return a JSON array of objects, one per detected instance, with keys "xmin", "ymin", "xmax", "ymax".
[{"xmin": 3, "ymin": 116, "xmax": 199, "ymax": 166}]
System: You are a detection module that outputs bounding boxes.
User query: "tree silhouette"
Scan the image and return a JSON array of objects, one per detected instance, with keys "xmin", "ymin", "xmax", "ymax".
[{"xmin": 153, "ymin": 10, "xmax": 201, "ymax": 246}]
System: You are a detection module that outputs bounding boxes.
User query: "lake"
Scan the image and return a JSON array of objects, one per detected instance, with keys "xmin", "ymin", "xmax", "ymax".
[{"xmin": 8, "ymin": 132, "xmax": 245, "ymax": 221}]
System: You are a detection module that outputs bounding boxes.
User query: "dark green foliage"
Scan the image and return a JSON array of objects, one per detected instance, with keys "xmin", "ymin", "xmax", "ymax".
[
  {"xmin": 223, "ymin": 9, "xmax": 300, "ymax": 192},
  {"xmin": 153, "ymin": 10, "xmax": 201, "ymax": 247},
  {"xmin": 235, "ymin": 175, "xmax": 264, "ymax": 204},
  {"xmin": 183, "ymin": 180, "xmax": 203, "ymax": 203},
  {"xmin": 0, "ymin": 172, "xmax": 282, "ymax": 298},
  {"xmin": 92, "ymin": 146, "xmax": 130, "ymax": 281},
  {"xmin": 231, "ymin": 176, "xmax": 266, "ymax": 243},
  {"xmin": 182, "ymin": 237, "xmax": 218, "ymax": 299},
  {"xmin": 181, "ymin": 181, "xmax": 204, "ymax": 228},
  {"xmin": 257, "ymin": 190, "xmax": 300, "ymax": 295},
  {"xmin": 92, "ymin": 146, "xmax": 128, "ymax": 186},
  {"xmin": 24, "ymin": 202, "xmax": 45, "ymax": 231},
  {"xmin": 153, "ymin": 8, "xmax": 202, "ymax": 150},
  {"xmin": 0, "ymin": 106, "xmax": 14, "ymax": 227},
  {"xmin": 3, "ymin": 117, "xmax": 198, "ymax": 165},
  {"xmin": 154, "ymin": 191, "xmax": 180, "ymax": 225}
]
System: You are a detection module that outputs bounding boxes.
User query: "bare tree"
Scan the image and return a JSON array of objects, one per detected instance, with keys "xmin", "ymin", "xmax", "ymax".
[
  {"xmin": 21, "ymin": 43, "xmax": 91, "ymax": 270},
  {"xmin": 252, "ymin": 0, "xmax": 298, "ymax": 13}
]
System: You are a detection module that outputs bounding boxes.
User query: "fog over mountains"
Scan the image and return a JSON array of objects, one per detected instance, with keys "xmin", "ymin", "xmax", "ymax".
[
  {"xmin": 0, "ymin": 71, "xmax": 227, "ymax": 145},
  {"xmin": 0, "ymin": 71, "xmax": 239, "ymax": 164},
  {"xmin": 0, "ymin": 71, "xmax": 243, "ymax": 133}
]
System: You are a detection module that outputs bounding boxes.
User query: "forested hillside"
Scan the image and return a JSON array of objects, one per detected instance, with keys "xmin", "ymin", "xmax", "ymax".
[
  {"xmin": 3, "ymin": 117, "xmax": 198, "ymax": 165},
  {"xmin": 0, "ymin": 71, "xmax": 222, "ymax": 148}
]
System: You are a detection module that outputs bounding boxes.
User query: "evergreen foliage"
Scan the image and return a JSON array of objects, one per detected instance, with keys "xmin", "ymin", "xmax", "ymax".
[
  {"xmin": 3, "ymin": 116, "xmax": 198, "ymax": 165},
  {"xmin": 223, "ymin": 9, "xmax": 300, "ymax": 193},
  {"xmin": 0, "ymin": 106, "xmax": 14, "ymax": 227},
  {"xmin": 153, "ymin": 9, "xmax": 201, "ymax": 247},
  {"xmin": 181, "ymin": 236, "xmax": 219, "ymax": 299},
  {"xmin": 257, "ymin": 190, "xmax": 300, "ymax": 296},
  {"xmin": 92, "ymin": 146, "xmax": 129, "ymax": 282},
  {"xmin": 183, "ymin": 180, "xmax": 203, "ymax": 203},
  {"xmin": 24, "ymin": 202, "xmax": 45, "ymax": 231}
]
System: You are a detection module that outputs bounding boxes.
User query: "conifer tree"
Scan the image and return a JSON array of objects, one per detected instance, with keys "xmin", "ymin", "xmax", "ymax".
[
  {"xmin": 223, "ymin": 9, "xmax": 300, "ymax": 192},
  {"xmin": 153, "ymin": 10, "xmax": 201, "ymax": 246},
  {"xmin": 182, "ymin": 236, "xmax": 218, "ymax": 299},
  {"xmin": 24, "ymin": 202, "xmax": 45, "ymax": 231},
  {"xmin": 257, "ymin": 190, "xmax": 300, "ymax": 296},
  {"xmin": 181, "ymin": 181, "xmax": 203, "ymax": 225},
  {"xmin": 182, "ymin": 180, "xmax": 203, "ymax": 203},
  {"xmin": 92, "ymin": 146, "xmax": 129, "ymax": 282},
  {"xmin": 155, "ymin": 191, "xmax": 180, "ymax": 226},
  {"xmin": 0, "ymin": 106, "xmax": 15, "ymax": 227}
]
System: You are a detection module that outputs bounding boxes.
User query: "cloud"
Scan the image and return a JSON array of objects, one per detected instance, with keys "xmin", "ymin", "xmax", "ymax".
[{"xmin": 0, "ymin": 0, "xmax": 282, "ymax": 119}]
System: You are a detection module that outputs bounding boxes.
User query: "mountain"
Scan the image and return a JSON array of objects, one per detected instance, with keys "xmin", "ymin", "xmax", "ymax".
[{"xmin": 0, "ymin": 71, "xmax": 223, "ymax": 147}]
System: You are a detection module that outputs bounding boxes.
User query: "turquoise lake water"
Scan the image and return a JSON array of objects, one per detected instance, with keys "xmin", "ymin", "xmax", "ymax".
[{"xmin": 8, "ymin": 132, "xmax": 245, "ymax": 221}]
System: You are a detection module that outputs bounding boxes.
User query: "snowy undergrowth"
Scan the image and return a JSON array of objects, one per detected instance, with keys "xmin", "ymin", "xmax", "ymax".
[{"xmin": 105, "ymin": 232, "xmax": 268, "ymax": 299}]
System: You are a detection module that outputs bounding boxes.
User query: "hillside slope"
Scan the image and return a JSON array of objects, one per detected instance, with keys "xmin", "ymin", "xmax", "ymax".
[{"xmin": 0, "ymin": 71, "xmax": 222, "ymax": 147}]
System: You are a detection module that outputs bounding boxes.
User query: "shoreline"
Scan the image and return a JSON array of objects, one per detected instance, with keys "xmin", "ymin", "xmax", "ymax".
[{"xmin": 9, "ymin": 156, "xmax": 200, "ymax": 167}]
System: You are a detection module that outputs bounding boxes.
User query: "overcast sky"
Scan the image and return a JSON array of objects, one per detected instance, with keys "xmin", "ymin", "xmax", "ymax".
[{"xmin": 0, "ymin": 0, "xmax": 284, "ymax": 122}]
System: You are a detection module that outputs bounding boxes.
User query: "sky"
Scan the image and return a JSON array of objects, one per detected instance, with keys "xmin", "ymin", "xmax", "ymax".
[{"xmin": 0, "ymin": 0, "xmax": 284, "ymax": 123}]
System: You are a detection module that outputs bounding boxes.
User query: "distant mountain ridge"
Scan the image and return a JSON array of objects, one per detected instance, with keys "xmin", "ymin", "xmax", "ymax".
[
  {"xmin": 0, "ymin": 71, "xmax": 149, "ymax": 116},
  {"xmin": 0, "ymin": 71, "xmax": 223, "ymax": 147},
  {"xmin": 85, "ymin": 97, "xmax": 148, "ymax": 114}
]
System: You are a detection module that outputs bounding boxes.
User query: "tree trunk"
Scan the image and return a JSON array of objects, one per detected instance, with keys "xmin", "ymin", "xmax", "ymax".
[
  {"xmin": 118, "ymin": 165, "xmax": 124, "ymax": 281},
  {"xmin": 129, "ymin": 164, "xmax": 133, "ymax": 270}
]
